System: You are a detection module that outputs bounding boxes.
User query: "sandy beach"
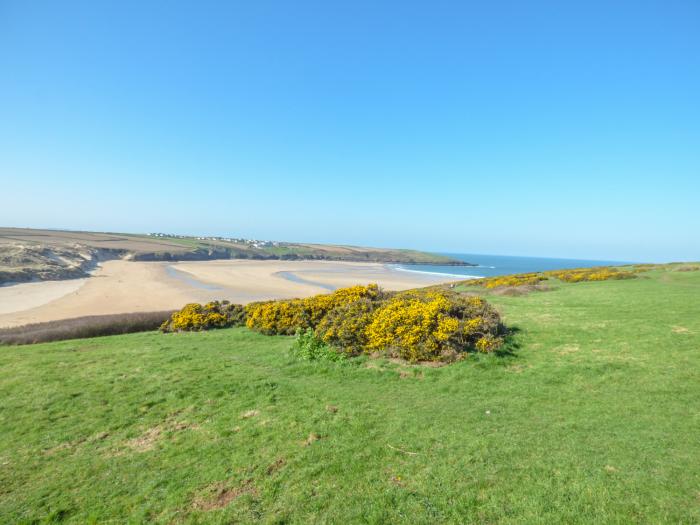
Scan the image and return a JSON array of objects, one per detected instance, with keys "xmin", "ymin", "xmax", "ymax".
[{"xmin": 0, "ymin": 259, "xmax": 454, "ymax": 327}]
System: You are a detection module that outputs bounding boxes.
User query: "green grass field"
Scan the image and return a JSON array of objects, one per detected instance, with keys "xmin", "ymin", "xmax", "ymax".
[{"xmin": 1, "ymin": 268, "xmax": 699, "ymax": 523}]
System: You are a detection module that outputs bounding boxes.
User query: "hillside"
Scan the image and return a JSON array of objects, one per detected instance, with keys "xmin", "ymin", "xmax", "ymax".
[
  {"xmin": 1, "ymin": 266, "xmax": 698, "ymax": 523},
  {"xmin": 0, "ymin": 227, "xmax": 468, "ymax": 284}
]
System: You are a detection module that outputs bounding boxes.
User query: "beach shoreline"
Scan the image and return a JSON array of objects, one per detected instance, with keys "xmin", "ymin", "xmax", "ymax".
[{"xmin": 0, "ymin": 259, "xmax": 455, "ymax": 328}]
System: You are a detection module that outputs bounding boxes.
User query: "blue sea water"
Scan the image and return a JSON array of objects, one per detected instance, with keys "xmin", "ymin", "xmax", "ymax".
[{"xmin": 393, "ymin": 253, "xmax": 632, "ymax": 279}]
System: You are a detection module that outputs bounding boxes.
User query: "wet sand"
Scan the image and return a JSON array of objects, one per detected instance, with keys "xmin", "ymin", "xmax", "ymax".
[
  {"xmin": 0, "ymin": 259, "xmax": 453, "ymax": 327},
  {"xmin": 0, "ymin": 279, "xmax": 88, "ymax": 315}
]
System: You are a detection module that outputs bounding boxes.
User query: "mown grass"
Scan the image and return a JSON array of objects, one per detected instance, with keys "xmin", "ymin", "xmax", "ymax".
[{"xmin": 1, "ymin": 268, "xmax": 699, "ymax": 523}]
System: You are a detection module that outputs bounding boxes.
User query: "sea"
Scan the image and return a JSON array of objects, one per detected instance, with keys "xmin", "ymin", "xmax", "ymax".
[{"xmin": 392, "ymin": 253, "xmax": 632, "ymax": 280}]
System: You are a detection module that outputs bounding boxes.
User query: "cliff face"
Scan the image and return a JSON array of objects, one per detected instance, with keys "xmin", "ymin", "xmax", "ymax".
[{"xmin": 0, "ymin": 244, "xmax": 122, "ymax": 285}]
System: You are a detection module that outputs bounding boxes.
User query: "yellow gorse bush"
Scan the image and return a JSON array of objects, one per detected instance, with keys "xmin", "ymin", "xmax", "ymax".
[
  {"xmin": 167, "ymin": 284, "xmax": 504, "ymax": 362},
  {"xmin": 365, "ymin": 291, "xmax": 502, "ymax": 361},
  {"xmin": 315, "ymin": 298, "xmax": 376, "ymax": 353},
  {"xmin": 464, "ymin": 266, "xmax": 641, "ymax": 288},
  {"xmin": 244, "ymin": 299, "xmax": 307, "ymax": 335},
  {"xmin": 365, "ymin": 292, "xmax": 459, "ymax": 361},
  {"xmin": 245, "ymin": 285, "xmax": 503, "ymax": 361},
  {"xmin": 464, "ymin": 272, "xmax": 547, "ymax": 289},
  {"xmin": 544, "ymin": 267, "xmax": 639, "ymax": 282},
  {"xmin": 160, "ymin": 301, "xmax": 246, "ymax": 332},
  {"xmin": 245, "ymin": 284, "xmax": 381, "ymax": 335}
]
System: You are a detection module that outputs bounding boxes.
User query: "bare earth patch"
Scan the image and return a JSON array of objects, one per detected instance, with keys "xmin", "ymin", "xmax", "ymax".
[
  {"xmin": 241, "ymin": 409, "xmax": 260, "ymax": 419},
  {"xmin": 554, "ymin": 344, "xmax": 581, "ymax": 355},
  {"xmin": 387, "ymin": 357, "xmax": 448, "ymax": 368},
  {"xmin": 266, "ymin": 458, "xmax": 286, "ymax": 476},
  {"xmin": 43, "ymin": 431, "xmax": 110, "ymax": 455},
  {"xmin": 672, "ymin": 326, "xmax": 691, "ymax": 334},
  {"xmin": 122, "ymin": 420, "xmax": 199, "ymax": 453},
  {"xmin": 192, "ymin": 479, "xmax": 256, "ymax": 511},
  {"xmin": 505, "ymin": 364, "xmax": 531, "ymax": 373},
  {"xmin": 126, "ymin": 427, "xmax": 162, "ymax": 452},
  {"xmin": 303, "ymin": 433, "xmax": 321, "ymax": 446}
]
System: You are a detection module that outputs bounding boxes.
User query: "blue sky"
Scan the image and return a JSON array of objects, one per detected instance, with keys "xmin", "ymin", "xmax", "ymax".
[{"xmin": 1, "ymin": 1, "xmax": 698, "ymax": 262}]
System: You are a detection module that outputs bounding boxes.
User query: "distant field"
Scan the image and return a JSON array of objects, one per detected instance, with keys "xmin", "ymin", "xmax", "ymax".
[
  {"xmin": 1, "ymin": 267, "xmax": 698, "ymax": 523},
  {"xmin": 0, "ymin": 227, "xmax": 194, "ymax": 254}
]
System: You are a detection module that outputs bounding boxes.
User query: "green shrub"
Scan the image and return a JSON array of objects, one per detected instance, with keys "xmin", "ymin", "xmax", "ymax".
[{"xmin": 290, "ymin": 329, "xmax": 346, "ymax": 362}]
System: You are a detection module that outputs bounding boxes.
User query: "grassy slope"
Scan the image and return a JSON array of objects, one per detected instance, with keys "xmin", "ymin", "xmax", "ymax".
[{"xmin": 1, "ymin": 269, "xmax": 699, "ymax": 524}]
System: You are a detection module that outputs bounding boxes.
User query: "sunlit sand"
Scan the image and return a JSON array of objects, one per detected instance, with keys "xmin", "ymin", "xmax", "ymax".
[{"xmin": 0, "ymin": 259, "xmax": 453, "ymax": 327}]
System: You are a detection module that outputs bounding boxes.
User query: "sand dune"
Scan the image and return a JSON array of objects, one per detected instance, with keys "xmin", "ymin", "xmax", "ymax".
[{"xmin": 0, "ymin": 259, "xmax": 453, "ymax": 327}]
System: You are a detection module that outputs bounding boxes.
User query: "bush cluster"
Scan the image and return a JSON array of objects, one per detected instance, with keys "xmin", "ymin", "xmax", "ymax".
[
  {"xmin": 160, "ymin": 301, "xmax": 246, "ymax": 332},
  {"xmin": 464, "ymin": 273, "xmax": 547, "ymax": 289},
  {"xmin": 463, "ymin": 266, "xmax": 641, "ymax": 288},
  {"xmin": 246, "ymin": 285, "xmax": 503, "ymax": 362},
  {"xmin": 544, "ymin": 267, "xmax": 639, "ymax": 283}
]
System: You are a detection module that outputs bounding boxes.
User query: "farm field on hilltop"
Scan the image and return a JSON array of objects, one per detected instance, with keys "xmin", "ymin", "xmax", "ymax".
[
  {"xmin": 0, "ymin": 227, "xmax": 464, "ymax": 286},
  {"xmin": 1, "ymin": 267, "xmax": 699, "ymax": 523}
]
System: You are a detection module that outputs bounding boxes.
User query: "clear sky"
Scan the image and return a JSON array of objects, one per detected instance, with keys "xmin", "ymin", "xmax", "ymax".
[{"xmin": 1, "ymin": 1, "xmax": 698, "ymax": 262}]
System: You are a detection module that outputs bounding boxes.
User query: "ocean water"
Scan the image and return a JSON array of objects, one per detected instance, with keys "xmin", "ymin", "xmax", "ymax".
[{"xmin": 393, "ymin": 253, "xmax": 631, "ymax": 280}]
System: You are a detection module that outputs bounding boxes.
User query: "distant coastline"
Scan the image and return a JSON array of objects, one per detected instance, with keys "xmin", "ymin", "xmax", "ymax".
[
  {"xmin": 393, "ymin": 253, "xmax": 632, "ymax": 280},
  {"xmin": 0, "ymin": 227, "xmax": 471, "ymax": 286}
]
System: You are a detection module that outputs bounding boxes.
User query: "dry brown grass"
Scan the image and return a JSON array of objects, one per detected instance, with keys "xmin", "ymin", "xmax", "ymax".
[
  {"xmin": 489, "ymin": 284, "xmax": 553, "ymax": 296},
  {"xmin": 674, "ymin": 265, "xmax": 700, "ymax": 272},
  {"xmin": 0, "ymin": 311, "xmax": 173, "ymax": 345}
]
